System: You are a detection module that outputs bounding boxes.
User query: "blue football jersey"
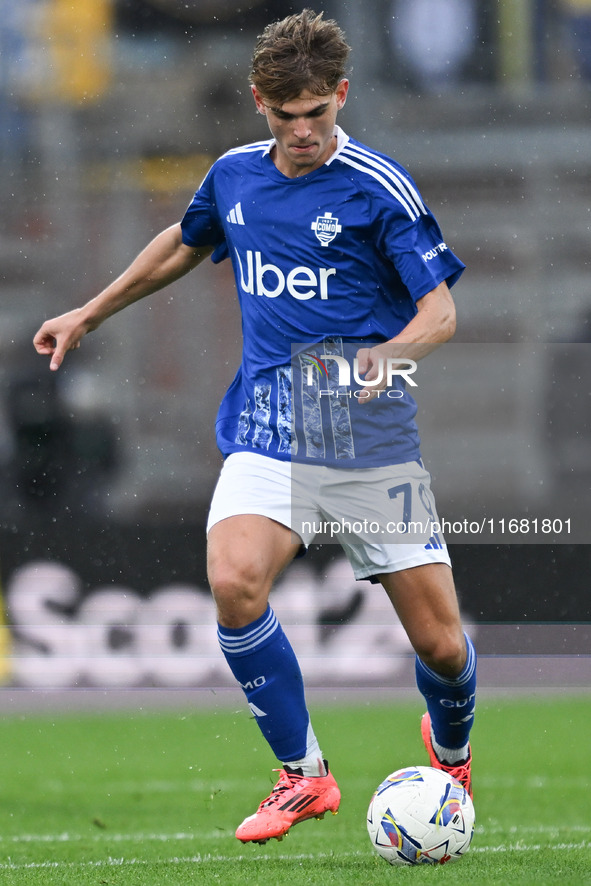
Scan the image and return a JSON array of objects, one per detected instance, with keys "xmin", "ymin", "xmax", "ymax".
[{"xmin": 181, "ymin": 127, "xmax": 465, "ymax": 466}]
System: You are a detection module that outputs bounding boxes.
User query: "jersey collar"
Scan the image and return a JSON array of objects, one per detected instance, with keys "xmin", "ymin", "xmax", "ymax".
[
  {"xmin": 263, "ymin": 126, "xmax": 350, "ymax": 167},
  {"xmin": 325, "ymin": 125, "xmax": 350, "ymax": 164}
]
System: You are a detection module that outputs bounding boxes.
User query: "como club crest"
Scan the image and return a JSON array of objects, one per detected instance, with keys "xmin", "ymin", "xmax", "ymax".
[{"xmin": 311, "ymin": 211, "xmax": 342, "ymax": 246}]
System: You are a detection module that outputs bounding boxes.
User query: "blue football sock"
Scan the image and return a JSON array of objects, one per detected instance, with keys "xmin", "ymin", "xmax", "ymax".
[
  {"xmin": 217, "ymin": 605, "xmax": 313, "ymax": 763},
  {"xmin": 415, "ymin": 633, "xmax": 476, "ymax": 753}
]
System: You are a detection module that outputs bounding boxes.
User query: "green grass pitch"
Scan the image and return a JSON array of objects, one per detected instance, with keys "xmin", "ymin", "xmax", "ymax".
[{"xmin": 0, "ymin": 695, "xmax": 589, "ymax": 885}]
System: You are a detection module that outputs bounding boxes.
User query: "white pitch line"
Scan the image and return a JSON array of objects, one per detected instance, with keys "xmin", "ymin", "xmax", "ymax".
[
  {"xmin": 0, "ymin": 853, "xmax": 357, "ymax": 872},
  {"xmin": 4, "ymin": 822, "xmax": 590, "ymax": 847},
  {"xmin": 0, "ymin": 831, "xmax": 229, "ymax": 845},
  {"xmin": 0, "ymin": 843, "xmax": 590, "ymax": 871}
]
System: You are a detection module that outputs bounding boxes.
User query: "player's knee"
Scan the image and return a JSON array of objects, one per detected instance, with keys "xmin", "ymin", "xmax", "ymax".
[
  {"xmin": 416, "ymin": 631, "xmax": 466, "ymax": 678},
  {"xmin": 208, "ymin": 560, "xmax": 269, "ymax": 628}
]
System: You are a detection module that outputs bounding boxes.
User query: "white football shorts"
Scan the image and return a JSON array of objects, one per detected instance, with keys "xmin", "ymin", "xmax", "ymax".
[{"xmin": 206, "ymin": 452, "xmax": 450, "ymax": 580}]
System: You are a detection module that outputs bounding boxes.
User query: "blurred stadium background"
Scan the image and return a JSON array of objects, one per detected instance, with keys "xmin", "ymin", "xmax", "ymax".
[{"xmin": 0, "ymin": 0, "xmax": 590, "ymax": 695}]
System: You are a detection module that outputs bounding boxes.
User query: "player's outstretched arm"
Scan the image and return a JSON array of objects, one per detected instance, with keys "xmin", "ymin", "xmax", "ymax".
[{"xmin": 33, "ymin": 224, "xmax": 212, "ymax": 371}]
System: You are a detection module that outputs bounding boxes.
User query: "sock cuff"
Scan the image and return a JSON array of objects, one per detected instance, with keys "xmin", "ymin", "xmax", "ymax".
[
  {"xmin": 416, "ymin": 632, "xmax": 476, "ymax": 689},
  {"xmin": 457, "ymin": 633, "xmax": 477, "ymax": 683},
  {"xmin": 217, "ymin": 605, "xmax": 279, "ymax": 657}
]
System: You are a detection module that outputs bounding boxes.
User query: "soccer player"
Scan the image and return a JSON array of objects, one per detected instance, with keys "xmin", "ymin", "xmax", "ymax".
[{"xmin": 33, "ymin": 9, "xmax": 476, "ymax": 844}]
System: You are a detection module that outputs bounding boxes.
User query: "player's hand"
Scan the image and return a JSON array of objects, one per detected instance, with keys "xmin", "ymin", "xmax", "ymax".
[
  {"xmin": 355, "ymin": 344, "xmax": 389, "ymax": 402},
  {"xmin": 355, "ymin": 343, "xmax": 419, "ymax": 403},
  {"xmin": 33, "ymin": 309, "xmax": 89, "ymax": 371}
]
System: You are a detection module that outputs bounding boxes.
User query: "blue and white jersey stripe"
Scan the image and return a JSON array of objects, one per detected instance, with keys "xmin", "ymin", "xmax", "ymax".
[
  {"xmin": 338, "ymin": 143, "xmax": 427, "ymax": 221},
  {"xmin": 223, "ymin": 140, "xmax": 271, "ymax": 158}
]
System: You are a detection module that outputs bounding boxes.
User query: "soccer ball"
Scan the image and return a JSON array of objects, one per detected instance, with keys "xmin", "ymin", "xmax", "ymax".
[{"xmin": 367, "ymin": 765, "xmax": 474, "ymax": 866}]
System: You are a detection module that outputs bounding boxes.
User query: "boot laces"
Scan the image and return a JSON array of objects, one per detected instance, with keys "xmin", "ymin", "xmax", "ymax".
[{"xmin": 260, "ymin": 768, "xmax": 305, "ymax": 809}]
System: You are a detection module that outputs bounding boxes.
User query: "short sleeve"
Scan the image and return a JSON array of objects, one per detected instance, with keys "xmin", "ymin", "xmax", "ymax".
[
  {"xmin": 180, "ymin": 166, "xmax": 226, "ymax": 251},
  {"xmin": 377, "ymin": 198, "xmax": 465, "ymax": 301}
]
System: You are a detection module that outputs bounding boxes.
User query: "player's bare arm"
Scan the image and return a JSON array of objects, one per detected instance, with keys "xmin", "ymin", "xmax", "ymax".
[
  {"xmin": 356, "ymin": 281, "xmax": 456, "ymax": 401},
  {"xmin": 33, "ymin": 224, "xmax": 211, "ymax": 371}
]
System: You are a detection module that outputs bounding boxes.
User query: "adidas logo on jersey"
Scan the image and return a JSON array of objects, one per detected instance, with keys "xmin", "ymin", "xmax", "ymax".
[{"xmin": 226, "ymin": 202, "xmax": 245, "ymax": 225}]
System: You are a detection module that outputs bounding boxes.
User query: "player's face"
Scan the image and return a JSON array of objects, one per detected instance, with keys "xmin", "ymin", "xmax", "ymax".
[{"xmin": 252, "ymin": 80, "xmax": 349, "ymax": 178}]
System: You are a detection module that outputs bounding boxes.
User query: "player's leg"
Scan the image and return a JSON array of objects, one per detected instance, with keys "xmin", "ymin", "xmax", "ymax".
[
  {"xmin": 208, "ymin": 515, "xmax": 340, "ymax": 842},
  {"xmin": 379, "ymin": 562, "xmax": 466, "ymax": 675},
  {"xmin": 379, "ymin": 562, "xmax": 475, "ymax": 794},
  {"xmin": 208, "ymin": 512, "xmax": 293, "ymax": 627},
  {"xmin": 326, "ymin": 459, "xmax": 475, "ymax": 791},
  {"xmin": 208, "ymin": 513, "xmax": 326, "ymax": 767},
  {"xmin": 206, "ymin": 455, "xmax": 340, "ymax": 841}
]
